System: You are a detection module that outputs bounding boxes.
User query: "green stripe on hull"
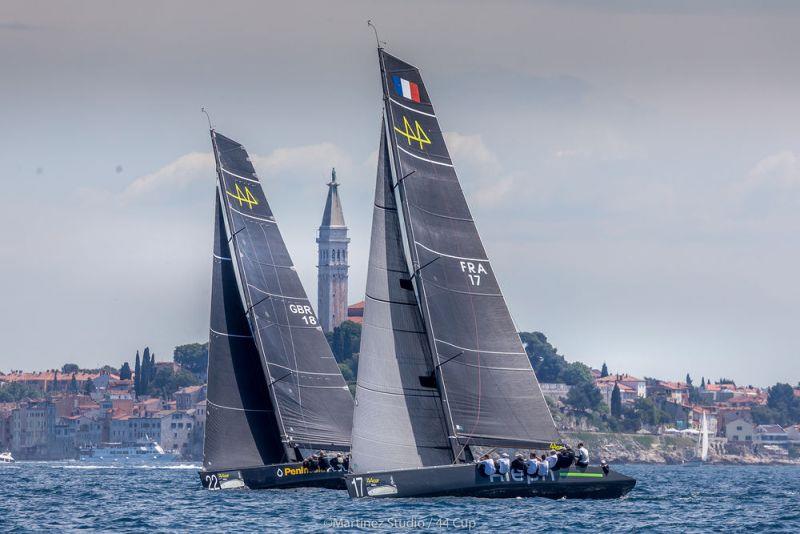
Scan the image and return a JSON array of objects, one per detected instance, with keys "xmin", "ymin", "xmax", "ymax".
[{"xmin": 563, "ymin": 472, "xmax": 604, "ymax": 478}]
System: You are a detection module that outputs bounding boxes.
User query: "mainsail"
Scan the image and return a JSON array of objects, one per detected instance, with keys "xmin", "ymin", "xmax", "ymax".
[
  {"xmin": 203, "ymin": 198, "xmax": 285, "ymax": 470},
  {"xmin": 350, "ymin": 124, "xmax": 452, "ymax": 473},
  {"xmin": 377, "ymin": 50, "xmax": 559, "ymax": 453},
  {"xmin": 210, "ymin": 130, "xmax": 354, "ymax": 456}
]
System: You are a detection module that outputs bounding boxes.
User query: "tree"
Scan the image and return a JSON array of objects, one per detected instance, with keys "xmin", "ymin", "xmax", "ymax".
[
  {"xmin": 174, "ymin": 343, "xmax": 209, "ymax": 378},
  {"xmin": 134, "ymin": 351, "xmax": 141, "ymax": 395},
  {"xmin": 62, "ymin": 363, "xmax": 80, "ymax": 374},
  {"xmin": 326, "ymin": 321, "xmax": 361, "ymax": 363},
  {"xmin": 149, "ymin": 367, "xmax": 201, "ymax": 399},
  {"xmin": 0, "ymin": 382, "xmax": 40, "ymax": 402},
  {"xmin": 763, "ymin": 383, "xmax": 800, "ymax": 426},
  {"xmin": 141, "ymin": 347, "xmax": 152, "ymax": 394},
  {"xmin": 600, "ymin": 362, "xmax": 609, "ymax": 378},
  {"xmin": 610, "ymin": 383, "xmax": 622, "ymax": 418},
  {"xmin": 68, "ymin": 373, "xmax": 79, "ymax": 394},
  {"xmin": 700, "ymin": 377, "xmax": 705, "ymax": 389},
  {"xmin": 119, "ymin": 362, "xmax": 132, "ymax": 380},
  {"xmin": 685, "ymin": 373, "xmax": 693, "ymax": 387},
  {"xmin": 565, "ymin": 382, "xmax": 603, "ymax": 412},
  {"xmin": 83, "ymin": 378, "xmax": 96, "ymax": 395},
  {"xmin": 520, "ymin": 331, "xmax": 595, "ymax": 387}
]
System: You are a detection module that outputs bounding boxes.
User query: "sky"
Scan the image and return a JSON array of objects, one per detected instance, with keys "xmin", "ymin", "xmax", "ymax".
[{"xmin": 1, "ymin": 1, "xmax": 799, "ymax": 386}]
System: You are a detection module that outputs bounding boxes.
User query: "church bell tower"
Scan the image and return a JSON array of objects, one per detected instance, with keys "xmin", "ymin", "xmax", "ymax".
[{"xmin": 316, "ymin": 168, "xmax": 349, "ymax": 333}]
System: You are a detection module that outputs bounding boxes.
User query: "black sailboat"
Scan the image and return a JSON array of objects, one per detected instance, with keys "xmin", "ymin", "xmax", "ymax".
[
  {"xmin": 344, "ymin": 50, "xmax": 635, "ymax": 499},
  {"xmin": 199, "ymin": 129, "xmax": 354, "ymax": 490}
]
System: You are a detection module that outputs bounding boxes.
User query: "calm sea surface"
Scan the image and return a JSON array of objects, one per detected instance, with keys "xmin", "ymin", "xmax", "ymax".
[{"xmin": 1, "ymin": 463, "xmax": 798, "ymax": 532}]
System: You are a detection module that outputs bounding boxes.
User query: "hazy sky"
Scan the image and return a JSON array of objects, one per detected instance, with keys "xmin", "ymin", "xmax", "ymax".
[{"xmin": 2, "ymin": 1, "xmax": 799, "ymax": 386}]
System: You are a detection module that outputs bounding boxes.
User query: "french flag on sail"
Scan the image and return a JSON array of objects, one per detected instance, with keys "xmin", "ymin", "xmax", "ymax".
[{"xmin": 392, "ymin": 75, "xmax": 421, "ymax": 103}]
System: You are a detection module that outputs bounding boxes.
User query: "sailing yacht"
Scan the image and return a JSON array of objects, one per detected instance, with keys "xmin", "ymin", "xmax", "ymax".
[
  {"xmin": 345, "ymin": 48, "xmax": 635, "ymax": 499},
  {"xmin": 198, "ymin": 128, "xmax": 354, "ymax": 490}
]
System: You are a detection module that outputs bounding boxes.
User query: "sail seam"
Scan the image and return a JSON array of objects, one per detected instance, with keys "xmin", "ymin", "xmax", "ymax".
[
  {"xmin": 207, "ymin": 400, "xmax": 274, "ymax": 413},
  {"xmin": 213, "ymin": 253, "xmax": 232, "ymax": 261},
  {"xmin": 357, "ymin": 383, "xmax": 442, "ymax": 398},
  {"xmin": 209, "ymin": 327, "xmax": 252, "ymax": 339},
  {"xmin": 221, "ymin": 166, "xmax": 259, "ymax": 184},
  {"xmin": 435, "ymin": 338, "xmax": 527, "ymax": 356},
  {"xmin": 414, "ymin": 241, "xmax": 488, "ymax": 262},
  {"xmin": 388, "ymin": 96, "xmax": 437, "ymax": 118},
  {"xmin": 397, "ymin": 145, "xmax": 454, "ymax": 167},
  {"xmin": 246, "ymin": 284, "xmax": 307, "ymax": 300},
  {"xmin": 365, "ymin": 293, "xmax": 420, "ymax": 306},
  {"xmin": 229, "ymin": 205, "xmax": 276, "ymax": 223}
]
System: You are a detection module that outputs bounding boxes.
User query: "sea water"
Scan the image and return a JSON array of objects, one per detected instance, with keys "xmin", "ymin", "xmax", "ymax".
[{"xmin": 1, "ymin": 463, "xmax": 798, "ymax": 532}]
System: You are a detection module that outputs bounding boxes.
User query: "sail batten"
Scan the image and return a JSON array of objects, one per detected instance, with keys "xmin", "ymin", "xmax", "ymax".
[
  {"xmin": 378, "ymin": 50, "xmax": 560, "ymax": 452},
  {"xmin": 210, "ymin": 130, "xmax": 353, "ymax": 455}
]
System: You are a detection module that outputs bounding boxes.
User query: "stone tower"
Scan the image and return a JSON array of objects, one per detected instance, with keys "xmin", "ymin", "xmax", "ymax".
[{"xmin": 317, "ymin": 168, "xmax": 350, "ymax": 333}]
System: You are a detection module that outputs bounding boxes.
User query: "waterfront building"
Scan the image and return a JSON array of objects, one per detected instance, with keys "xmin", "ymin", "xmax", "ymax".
[
  {"xmin": 316, "ymin": 168, "xmax": 350, "ymax": 333},
  {"xmin": 754, "ymin": 424, "xmax": 788, "ymax": 446},
  {"xmin": 725, "ymin": 417, "xmax": 755, "ymax": 443}
]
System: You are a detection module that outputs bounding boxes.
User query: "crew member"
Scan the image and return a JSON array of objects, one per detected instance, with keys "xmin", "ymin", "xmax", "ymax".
[
  {"xmin": 510, "ymin": 453, "xmax": 526, "ymax": 473},
  {"xmin": 525, "ymin": 452, "xmax": 540, "ymax": 478},
  {"xmin": 576, "ymin": 442, "xmax": 590, "ymax": 468},
  {"xmin": 317, "ymin": 451, "xmax": 330, "ymax": 471},
  {"xmin": 477, "ymin": 454, "xmax": 496, "ymax": 476},
  {"xmin": 496, "ymin": 452, "xmax": 511, "ymax": 475},
  {"xmin": 330, "ymin": 454, "xmax": 341, "ymax": 471},
  {"xmin": 537, "ymin": 453, "xmax": 550, "ymax": 481}
]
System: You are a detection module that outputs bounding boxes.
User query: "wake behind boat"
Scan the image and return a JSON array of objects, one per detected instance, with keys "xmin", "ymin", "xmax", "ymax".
[
  {"xmin": 345, "ymin": 46, "xmax": 635, "ymax": 500},
  {"xmin": 198, "ymin": 127, "xmax": 354, "ymax": 490}
]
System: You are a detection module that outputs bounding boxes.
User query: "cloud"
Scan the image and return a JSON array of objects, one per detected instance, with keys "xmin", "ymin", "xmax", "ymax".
[
  {"xmin": 742, "ymin": 150, "xmax": 800, "ymax": 191},
  {"xmin": 114, "ymin": 142, "xmax": 352, "ymax": 203},
  {"xmin": 122, "ymin": 152, "xmax": 213, "ymax": 200},
  {"xmin": 0, "ymin": 21, "xmax": 41, "ymax": 31},
  {"xmin": 444, "ymin": 132, "xmax": 514, "ymax": 207}
]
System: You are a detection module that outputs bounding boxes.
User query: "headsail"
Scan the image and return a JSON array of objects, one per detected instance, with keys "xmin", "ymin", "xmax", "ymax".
[
  {"xmin": 203, "ymin": 198, "xmax": 285, "ymax": 470},
  {"xmin": 350, "ymin": 124, "xmax": 453, "ymax": 473},
  {"xmin": 378, "ymin": 50, "xmax": 560, "ymax": 452},
  {"xmin": 210, "ymin": 131, "xmax": 354, "ymax": 455}
]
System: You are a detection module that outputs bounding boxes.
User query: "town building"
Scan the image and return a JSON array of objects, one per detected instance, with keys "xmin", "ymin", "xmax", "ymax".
[
  {"xmin": 316, "ymin": 168, "xmax": 350, "ymax": 333},
  {"xmin": 754, "ymin": 424, "xmax": 788, "ymax": 446},
  {"xmin": 346, "ymin": 301, "xmax": 365, "ymax": 325},
  {"xmin": 725, "ymin": 417, "xmax": 755, "ymax": 443}
]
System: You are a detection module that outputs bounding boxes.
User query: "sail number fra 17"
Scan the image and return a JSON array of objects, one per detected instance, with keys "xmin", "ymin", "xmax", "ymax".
[{"xmin": 460, "ymin": 261, "xmax": 487, "ymax": 286}]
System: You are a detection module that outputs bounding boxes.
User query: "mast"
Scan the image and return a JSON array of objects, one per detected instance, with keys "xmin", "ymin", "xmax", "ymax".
[
  {"xmin": 209, "ymin": 128, "xmax": 354, "ymax": 459},
  {"xmin": 376, "ymin": 49, "xmax": 560, "ymax": 457}
]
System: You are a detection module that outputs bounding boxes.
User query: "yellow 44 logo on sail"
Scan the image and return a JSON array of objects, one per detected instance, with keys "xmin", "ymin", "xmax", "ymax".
[
  {"xmin": 394, "ymin": 116, "xmax": 431, "ymax": 150},
  {"xmin": 226, "ymin": 183, "xmax": 259, "ymax": 209}
]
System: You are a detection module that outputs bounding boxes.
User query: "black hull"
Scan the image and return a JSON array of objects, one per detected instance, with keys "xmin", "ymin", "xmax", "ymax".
[
  {"xmin": 345, "ymin": 464, "xmax": 635, "ymax": 500},
  {"xmin": 199, "ymin": 462, "xmax": 346, "ymax": 490}
]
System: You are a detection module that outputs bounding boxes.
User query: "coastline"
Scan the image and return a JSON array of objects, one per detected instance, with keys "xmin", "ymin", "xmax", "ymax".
[{"xmin": 564, "ymin": 431, "xmax": 800, "ymax": 466}]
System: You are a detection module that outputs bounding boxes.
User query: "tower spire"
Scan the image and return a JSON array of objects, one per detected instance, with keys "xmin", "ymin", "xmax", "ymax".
[{"xmin": 317, "ymin": 168, "xmax": 350, "ymax": 332}]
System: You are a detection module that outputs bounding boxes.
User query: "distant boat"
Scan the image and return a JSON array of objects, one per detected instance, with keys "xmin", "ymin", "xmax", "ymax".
[
  {"xmin": 344, "ymin": 46, "xmax": 635, "ymax": 500},
  {"xmin": 79, "ymin": 440, "xmax": 178, "ymax": 463},
  {"xmin": 197, "ymin": 128, "xmax": 354, "ymax": 491},
  {"xmin": 0, "ymin": 451, "xmax": 15, "ymax": 464},
  {"xmin": 699, "ymin": 412, "xmax": 710, "ymax": 462}
]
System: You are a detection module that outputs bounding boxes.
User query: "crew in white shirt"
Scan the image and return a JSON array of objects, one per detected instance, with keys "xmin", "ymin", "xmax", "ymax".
[
  {"xmin": 525, "ymin": 452, "xmax": 540, "ymax": 477},
  {"xmin": 576, "ymin": 442, "xmax": 590, "ymax": 468},
  {"xmin": 496, "ymin": 453, "xmax": 511, "ymax": 475}
]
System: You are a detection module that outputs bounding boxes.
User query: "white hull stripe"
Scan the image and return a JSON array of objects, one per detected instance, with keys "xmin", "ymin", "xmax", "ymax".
[
  {"xmin": 435, "ymin": 338, "xmax": 527, "ymax": 356},
  {"xmin": 397, "ymin": 145, "xmax": 454, "ymax": 167},
  {"xmin": 221, "ymin": 166, "xmax": 259, "ymax": 184},
  {"xmin": 414, "ymin": 241, "xmax": 489, "ymax": 262},
  {"xmin": 389, "ymin": 97, "xmax": 437, "ymax": 118}
]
